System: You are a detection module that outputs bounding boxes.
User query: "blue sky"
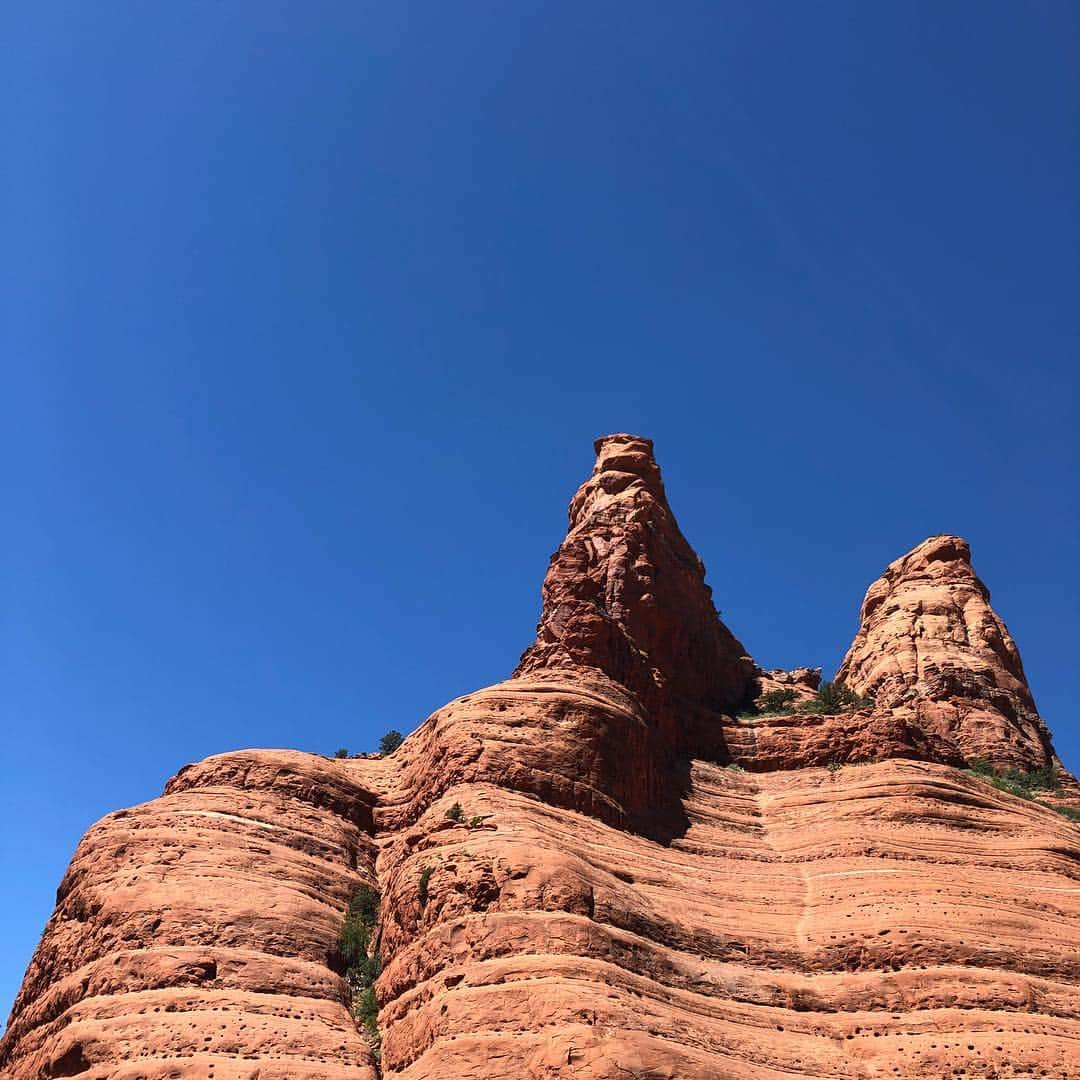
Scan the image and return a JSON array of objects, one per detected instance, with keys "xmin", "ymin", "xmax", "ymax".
[{"xmin": 3, "ymin": 1, "xmax": 1078, "ymax": 1021}]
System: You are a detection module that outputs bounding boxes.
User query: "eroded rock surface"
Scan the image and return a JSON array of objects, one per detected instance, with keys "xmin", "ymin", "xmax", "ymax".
[
  {"xmin": 837, "ymin": 535, "xmax": 1060, "ymax": 772},
  {"xmin": 2, "ymin": 751, "xmax": 388, "ymax": 1079},
  {"xmin": 3, "ymin": 435, "xmax": 1078, "ymax": 1079},
  {"xmin": 515, "ymin": 433, "xmax": 757, "ymax": 752}
]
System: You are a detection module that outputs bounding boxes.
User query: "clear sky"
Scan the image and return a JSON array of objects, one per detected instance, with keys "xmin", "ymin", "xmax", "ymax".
[{"xmin": 3, "ymin": 1, "xmax": 1078, "ymax": 1023}]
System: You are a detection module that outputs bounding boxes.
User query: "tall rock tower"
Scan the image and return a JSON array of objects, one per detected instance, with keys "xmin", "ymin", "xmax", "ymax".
[{"xmin": 837, "ymin": 534, "xmax": 1059, "ymax": 770}]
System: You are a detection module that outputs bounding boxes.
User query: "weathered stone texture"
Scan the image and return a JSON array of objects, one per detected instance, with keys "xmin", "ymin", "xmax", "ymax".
[{"xmin": 3, "ymin": 436, "xmax": 1077, "ymax": 1079}]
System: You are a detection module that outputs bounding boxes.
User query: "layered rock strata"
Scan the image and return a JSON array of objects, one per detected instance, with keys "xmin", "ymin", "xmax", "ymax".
[
  {"xmin": 2, "ymin": 751, "xmax": 388, "ymax": 1079},
  {"xmin": 3, "ymin": 435, "xmax": 1077, "ymax": 1079}
]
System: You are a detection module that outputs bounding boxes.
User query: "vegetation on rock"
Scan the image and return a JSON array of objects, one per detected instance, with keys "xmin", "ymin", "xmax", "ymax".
[
  {"xmin": 418, "ymin": 865, "xmax": 435, "ymax": 907},
  {"xmin": 759, "ymin": 688, "xmax": 798, "ymax": 713},
  {"xmin": 965, "ymin": 759, "xmax": 1059, "ymax": 797},
  {"xmin": 379, "ymin": 730, "xmax": 404, "ymax": 755},
  {"xmin": 338, "ymin": 885, "xmax": 382, "ymax": 1054},
  {"xmin": 962, "ymin": 761, "xmax": 1080, "ymax": 824},
  {"xmin": 741, "ymin": 681, "xmax": 872, "ymax": 718}
]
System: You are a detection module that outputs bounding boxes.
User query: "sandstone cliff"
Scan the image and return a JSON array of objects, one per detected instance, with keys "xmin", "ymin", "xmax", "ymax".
[{"xmin": 3, "ymin": 435, "xmax": 1078, "ymax": 1079}]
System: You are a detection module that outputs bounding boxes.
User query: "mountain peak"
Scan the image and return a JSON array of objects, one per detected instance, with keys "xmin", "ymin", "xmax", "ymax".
[
  {"xmin": 838, "ymin": 533, "xmax": 1053, "ymax": 769},
  {"xmin": 516, "ymin": 434, "xmax": 754, "ymax": 749}
]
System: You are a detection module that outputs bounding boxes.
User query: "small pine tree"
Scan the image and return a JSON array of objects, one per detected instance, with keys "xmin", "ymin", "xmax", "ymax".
[
  {"xmin": 348, "ymin": 885, "xmax": 380, "ymax": 924},
  {"xmin": 758, "ymin": 688, "xmax": 797, "ymax": 714},
  {"xmin": 339, "ymin": 916, "xmax": 370, "ymax": 966},
  {"xmin": 378, "ymin": 730, "xmax": 404, "ymax": 755},
  {"xmin": 333, "ymin": 748, "xmax": 349, "ymax": 759},
  {"xmin": 356, "ymin": 985, "xmax": 380, "ymax": 1038},
  {"xmin": 444, "ymin": 802, "xmax": 464, "ymax": 823},
  {"xmin": 418, "ymin": 865, "xmax": 434, "ymax": 907},
  {"xmin": 802, "ymin": 681, "xmax": 870, "ymax": 715}
]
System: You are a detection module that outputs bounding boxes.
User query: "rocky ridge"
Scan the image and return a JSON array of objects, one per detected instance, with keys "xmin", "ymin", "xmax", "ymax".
[{"xmin": 3, "ymin": 434, "xmax": 1078, "ymax": 1079}]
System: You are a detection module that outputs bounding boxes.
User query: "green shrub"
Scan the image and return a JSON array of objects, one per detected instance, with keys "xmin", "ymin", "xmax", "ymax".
[
  {"xmin": 813, "ymin": 681, "xmax": 856, "ymax": 714},
  {"xmin": 337, "ymin": 885, "xmax": 382, "ymax": 1048},
  {"xmin": 333, "ymin": 748, "xmax": 349, "ymax": 759},
  {"xmin": 378, "ymin": 730, "xmax": 404, "ymax": 755},
  {"xmin": 964, "ymin": 763, "xmax": 1061, "ymax": 802},
  {"xmin": 338, "ymin": 916, "xmax": 371, "ymax": 966},
  {"xmin": 350, "ymin": 951, "xmax": 381, "ymax": 987},
  {"xmin": 1043, "ymin": 803, "xmax": 1080, "ymax": 823},
  {"xmin": 348, "ymin": 885, "xmax": 380, "ymax": 925},
  {"xmin": 991, "ymin": 776, "xmax": 1035, "ymax": 800},
  {"xmin": 418, "ymin": 865, "xmax": 434, "ymax": 907},
  {"xmin": 759, "ymin": 688, "xmax": 797, "ymax": 714},
  {"xmin": 1011, "ymin": 764, "xmax": 1059, "ymax": 792},
  {"xmin": 356, "ymin": 984, "xmax": 380, "ymax": 1039},
  {"xmin": 444, "ymin": 802, "xmax": 464, "ymax": 823},
  {"xmin": 801, "ymin": 681, "xmax": 872, "ymax": 715}
]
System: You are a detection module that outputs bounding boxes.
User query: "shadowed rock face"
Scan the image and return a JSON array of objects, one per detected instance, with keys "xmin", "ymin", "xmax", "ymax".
[
  {"xmin": 516, "ymin": 433, "xmax": 756, "ymax": 752},
  {"xmin": 3, "ymin": 436, "xmax": 1078, "ymax": 1079}
]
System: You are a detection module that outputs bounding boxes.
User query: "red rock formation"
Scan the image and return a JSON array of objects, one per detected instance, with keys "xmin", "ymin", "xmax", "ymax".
[
  {"xmin": 516, "ymin": 433, "xmax": 756, "ymax": 751},
  {"xmin": 2, "ymin": 751, "xmax": 387, "ymax": 1079},
  {"xmin": 754, "ymin": 666, "xmax": 822, "ymax": 703},
  {"xmin": 3, "ymin": 436, "xmax": 1078, "ymax": 1079},
  {"xmin": 837, "ymin": 534, "xmax": 1060, "ymax": 772}
]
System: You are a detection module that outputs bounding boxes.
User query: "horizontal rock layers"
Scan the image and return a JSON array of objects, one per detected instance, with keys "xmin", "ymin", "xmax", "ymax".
[
  {"xmin": 1, "ymin": 751, "xmax": 388, "ymax": 1079},
  {"xmin": 374, "ymin": 756, "xmax": 1080, "ymax": 1078},
  {"xmin": 3, "ymin": 435, "xmax": 1078, "ymax": 1078}
]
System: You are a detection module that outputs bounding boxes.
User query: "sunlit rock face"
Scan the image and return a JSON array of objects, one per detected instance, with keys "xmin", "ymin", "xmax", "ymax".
[
  {"xmin": 837, "ymin": 534, "xmax": 1061, "ymax": 772},
  {"xmin": 3, "ymin": 436, "xmax": 1078, "ymax": 1080}
]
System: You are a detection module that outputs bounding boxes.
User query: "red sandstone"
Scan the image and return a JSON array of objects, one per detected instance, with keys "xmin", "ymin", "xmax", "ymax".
[{"xmin": 3, "ymin": 435, "xmax": 1077, "ymax": 1079}]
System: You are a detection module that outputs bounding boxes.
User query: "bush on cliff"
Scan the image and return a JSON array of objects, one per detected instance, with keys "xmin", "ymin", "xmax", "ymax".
[
  {"xmin": 739, "ymin": 682, "xmax": 872, "ymax": 719},
  {"xmin": 759, "ymin": 688, "xmax": 798, "ymax": 714},
  {"xmin": 348, "ymin": 884, "xmax": 380, "ymax": 924},
  {"xmin": 418, "ymin": 865, "xmax": 435, "ymax": 907},
  {"xmin": 961, "ymin": 761, "xmax": 1080, "ymax": 825},
  {"xmin": 964, "ymin": 761, "xmax": 1060, "ymax": 800},
  {"xmin": 338, "ymin": 914, "xmax": 371, "ymax": 966},
  {"xmin": 800, "ymin": 681, "xmax": 873, "ymax": 715},
  {"xmin": 737, "ymin": 687, "xmax": 796, "ymax": 718},
  {"xmin": 356, "ymin": 986, "xmax": 379, "ymax": 1040},
  {"xmin": 378, "ymin": 730, "xmax": 404, "ymax": 755},
  {"xmin": 337, "ymin": 884, "xmax": 383, "ymax": 1053}
]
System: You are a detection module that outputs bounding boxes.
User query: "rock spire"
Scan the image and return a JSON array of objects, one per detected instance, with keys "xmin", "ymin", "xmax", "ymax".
[
  {"xmin": 837, "ymin": 534, "xmax": 1057, "ymax": 770},
  {"xmin": 516, "ymin": 433, "xmax": 755, "ymax": 752}
]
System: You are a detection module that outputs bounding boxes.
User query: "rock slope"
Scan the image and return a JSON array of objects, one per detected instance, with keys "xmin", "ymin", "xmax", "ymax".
[{"xmin": 3, "ymin": 435, "xmax": 1078, "ymax": 1079}]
